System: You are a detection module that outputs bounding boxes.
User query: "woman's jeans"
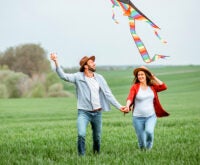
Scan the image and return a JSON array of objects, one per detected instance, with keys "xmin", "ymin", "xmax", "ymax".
[
  {"xmin": 77, "ymin": 109, "xmax": 102, "ymax": 156},
  {"xmin": 133, "ymin": 114, "xmax": 157, "ymax": 149}
]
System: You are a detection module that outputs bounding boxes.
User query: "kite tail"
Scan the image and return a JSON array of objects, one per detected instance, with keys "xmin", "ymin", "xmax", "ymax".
[
  {"xmin": 128, "ymin": 6, "xmax": 167, "ymax": 45},
  {"xmin": 151, "ymin": 54, "xmax": 169, "ymax": 61},
  {"xmin": 129, "ymin": 17, "xmax": 151, "ymax": 63},
  {"xmin": 113, "ymin": 0, "xmax": 167, "ymax": 44},
  {"xmin": 154, "ymin": 30, "xmax": 167, "ymax": 44},
  {"xmin": 111, "ymin": 0, "xmax": 169, "ymax": 63},
  {"xmin": 129, "ymin": 17, "xmax": 168, "ymax": 63},
  {"xmin": 112, "ymin": 5, "xmax": 119, "ymax": 24}
]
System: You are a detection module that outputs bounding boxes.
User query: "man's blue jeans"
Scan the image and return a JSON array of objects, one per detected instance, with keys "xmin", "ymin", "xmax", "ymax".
[
  {"xmin": 77, "ymin": 109, "xmax": 102, "ymax": 156},
  {"xmin": 133, "ymin": 114, "xmax": 157, "ymax": 149}
]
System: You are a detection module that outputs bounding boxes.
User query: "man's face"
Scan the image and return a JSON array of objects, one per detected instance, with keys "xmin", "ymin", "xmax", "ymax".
[{"xmin": 86, "ymin": 59, "xmax": 96, "ymax": 72}]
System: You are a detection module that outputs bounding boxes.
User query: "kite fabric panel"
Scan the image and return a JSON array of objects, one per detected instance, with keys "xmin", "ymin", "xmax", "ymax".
[{"xmin": 111, "ymin": 0, "xmax": 169, "ymax": 63}]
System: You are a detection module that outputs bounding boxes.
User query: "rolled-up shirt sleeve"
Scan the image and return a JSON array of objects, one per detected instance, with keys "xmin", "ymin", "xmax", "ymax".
[{"xmin": 153, "ymin": 83, "xmax": 167, "ymax": 92}]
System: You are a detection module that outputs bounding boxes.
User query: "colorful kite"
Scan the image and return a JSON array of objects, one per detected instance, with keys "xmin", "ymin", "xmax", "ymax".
[{"xmin": 111, "ymin": 0, "xmax": 168, "ymax": 63}]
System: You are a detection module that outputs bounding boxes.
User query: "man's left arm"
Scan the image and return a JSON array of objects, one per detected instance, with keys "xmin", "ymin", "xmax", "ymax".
[{"xmin": 98, "ymin": 75, "xmax": 123, "ymax": 110}]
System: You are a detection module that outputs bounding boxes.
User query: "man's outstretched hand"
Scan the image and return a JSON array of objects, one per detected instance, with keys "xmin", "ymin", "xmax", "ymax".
[{"xmin": 50, "ymin": 53, "xmax": 57, "ymax": 62}]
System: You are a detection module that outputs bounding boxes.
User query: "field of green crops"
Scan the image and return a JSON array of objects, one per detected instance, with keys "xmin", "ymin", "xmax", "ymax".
[{"xmin": 0, "ymin": 65, "xmax": 199, "ymax": 164}]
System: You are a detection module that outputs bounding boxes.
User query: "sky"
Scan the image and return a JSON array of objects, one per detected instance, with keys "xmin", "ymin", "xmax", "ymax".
[{"xmin": 0, "ymin": 0, "xmax": 199, "ymax": 67}]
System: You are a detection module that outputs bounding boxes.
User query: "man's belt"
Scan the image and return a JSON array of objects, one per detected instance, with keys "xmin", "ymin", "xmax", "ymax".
[{"xmin": 91, "ymin": 108, "xmax": 102, "ymax": 112}]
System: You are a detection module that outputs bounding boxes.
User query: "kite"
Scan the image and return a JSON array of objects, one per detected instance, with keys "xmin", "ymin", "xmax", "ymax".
[{"xmin": 111, "ymin": 0, "xmax": 168, "ymax": 63}]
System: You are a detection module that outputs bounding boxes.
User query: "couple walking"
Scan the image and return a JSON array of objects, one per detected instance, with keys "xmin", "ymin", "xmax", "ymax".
[{"xmin": 50, "ymin": 54, "xmax": 169, "ymax": 156}]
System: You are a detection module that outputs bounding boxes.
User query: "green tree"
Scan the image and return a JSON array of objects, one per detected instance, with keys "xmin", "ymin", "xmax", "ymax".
[
  {"xmin": 0, "ymin": 48, "xmax": 16, "ymax": 70},
  {"xmin": 0, "ymin": 43, "xmax": 51, "ymax": 77}
]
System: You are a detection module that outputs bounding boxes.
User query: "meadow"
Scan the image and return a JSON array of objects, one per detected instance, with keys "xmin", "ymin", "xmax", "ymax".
[{"xmin": 0, "ymin": 65, "xmax": 200, "ymax": 165}]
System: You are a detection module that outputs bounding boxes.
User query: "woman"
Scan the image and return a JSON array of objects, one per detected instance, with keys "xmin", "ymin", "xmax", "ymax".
[{"xmin": 126, "ymin": 66, "xmax": 169, "ymax": 150}]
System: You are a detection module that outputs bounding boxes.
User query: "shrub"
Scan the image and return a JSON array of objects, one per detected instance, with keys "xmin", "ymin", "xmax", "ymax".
[
  {"xmin": 0, "ymin": 70, "xmax": 12, "ymax": 81},
  {"xmin": 3, "ymin": 71, "xmax": 29, "ymax": 98},
  {"xmin": 0, "ymin": 69, "xmax": 72, "ymax": 98},
  {"xmin": 28, "ymin": 83, "xmax": 46, "ymax": 98},
  {"xmin": 0, "ymin": 84, "xmax": 8, "ymax": 98},
  {"xmin": 45, "ymin": 72, "xmax": 60, "ymax": 90},
  {"xmin": 47, "ymin": 83, "xmax": 72, "ymax": 97}
]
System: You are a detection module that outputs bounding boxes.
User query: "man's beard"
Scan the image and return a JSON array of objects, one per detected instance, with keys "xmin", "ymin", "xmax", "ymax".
[{"xmin": 88, "ymin": 65, "xmax": 96, "ymax": 72}]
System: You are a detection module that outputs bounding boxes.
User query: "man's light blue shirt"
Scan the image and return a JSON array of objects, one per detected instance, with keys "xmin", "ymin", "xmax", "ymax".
[{"xmin": 56, "ymin": 66, "xmax": 122, "ymax": 111}]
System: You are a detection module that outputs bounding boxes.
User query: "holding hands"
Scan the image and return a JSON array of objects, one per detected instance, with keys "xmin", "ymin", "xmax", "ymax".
[{"xmin": 120, "ymin": 106, "xmax": 130, "ymax": 114}]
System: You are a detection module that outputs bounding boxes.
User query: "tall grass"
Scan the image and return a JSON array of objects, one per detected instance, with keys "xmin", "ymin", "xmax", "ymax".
[{"xmin": 0, "ymin": 65, "xmax": 200, "ymax": 164}]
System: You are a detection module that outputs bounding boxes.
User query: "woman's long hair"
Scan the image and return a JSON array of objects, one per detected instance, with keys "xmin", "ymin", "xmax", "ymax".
[{"xmin": 133, "ymin": 71, "xmax": 155, "ymax": 86}]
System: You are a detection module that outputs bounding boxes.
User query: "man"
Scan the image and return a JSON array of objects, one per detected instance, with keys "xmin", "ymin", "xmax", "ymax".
[{"xmin": 50, "ymin": 53, "xmax": 127, "ymax": 156}]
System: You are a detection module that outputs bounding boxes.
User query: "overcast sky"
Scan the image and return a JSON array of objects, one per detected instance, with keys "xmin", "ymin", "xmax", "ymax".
[{"xmin": 0, "ymin": 0, "xmax": 199, "ymax": 67}]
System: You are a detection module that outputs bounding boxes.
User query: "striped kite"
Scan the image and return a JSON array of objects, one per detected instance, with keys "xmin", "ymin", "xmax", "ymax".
[{"xmin": 111, "ymin": 0, "xmax": 168, "ymax": 63}]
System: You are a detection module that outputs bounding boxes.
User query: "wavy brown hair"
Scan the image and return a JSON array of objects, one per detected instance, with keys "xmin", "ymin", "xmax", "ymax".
[{"xmin": 133, "ymin": 71, "xmax": 155, "ymax": 86}]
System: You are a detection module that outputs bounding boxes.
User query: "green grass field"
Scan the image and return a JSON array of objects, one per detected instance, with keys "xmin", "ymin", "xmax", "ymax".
[{"xmin": 0, "ymin": 65, "xmax": 200, "ymax": 165}]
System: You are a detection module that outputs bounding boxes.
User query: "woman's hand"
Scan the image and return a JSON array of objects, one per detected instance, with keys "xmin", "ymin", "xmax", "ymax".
[{"xmin": 120, "ymin": 106, "xmax": 129, "ymax": 113}]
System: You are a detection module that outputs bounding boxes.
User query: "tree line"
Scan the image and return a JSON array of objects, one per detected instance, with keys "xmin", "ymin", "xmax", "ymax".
[
  {"xmin": 0, "ymin": 43, "xmax": 72, "ymax": 98},
  {"xmin": 0, "ymin": 43, "xmax": 50, "ymax": 77}
]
